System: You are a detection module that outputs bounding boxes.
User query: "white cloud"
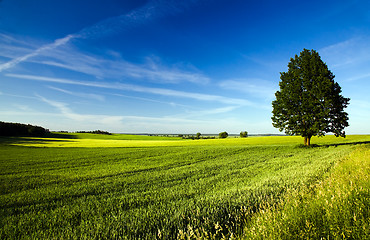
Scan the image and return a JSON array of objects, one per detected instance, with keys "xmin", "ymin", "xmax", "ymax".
[
  {"xmin": 41, "ymin": 47, "xmax": 209, "ymax": 84},
  {"xmin": 197, "ymin": 106, "xmax": 239, "ymax": 115},
  {"xmin": 112, "ymin": 93, "xmax": 196, "ymax": 109},
  {"xmin": 7, "ymin": 73, "xmax": 255, "ymax": 106},
  {"xmin": 36, "ymin": 94, "xmax": 124, "ymax": 125},
  {"xmin": 0, "ymin": 34, "xmax": 75, "ymax": 72},
  {"xmin": 345, "ymin": 73, "xmax": 370, "ymax": 82},
  {"xmin": 27, "ymin": 94, "xmax": 233, "ymax": 133},
  {"xmin": 1, "ymin": 33, "xmax": 209, "ymax": 84},
  {"xmin": 13, "ymin": 104, "xmax": 33, "ymax": 112},
  {"xmin": 171, "ymin": 106, "xmax": 240, "ymax": 119},
  {"xmin": 219, "ymin": 79, "xmax": 277, "ymax": 100},
  {"xmin": 0, "ymin": 0, "xmax": 203, "ymax": 74},
  {"xmin": 320, "ymin": 37, "xmax": 370, "ymax": 69},
  {"xmin": 47, "ymin": 86, "xmax": 105, "ymax": 101}
]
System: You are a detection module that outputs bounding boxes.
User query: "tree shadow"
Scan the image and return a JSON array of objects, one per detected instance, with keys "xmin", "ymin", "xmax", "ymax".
[
  {"xmin": 44, "ymin": 132, "xmax": 78, "ymax": 139},
  {"xmin": 320, "ymin": 141, "xmax": 370, "ymax": 148},
  {"xmin": 0, "ymin": 136, "xmax": 74, "ymax": 146},
  {"xmin": 296, "ymin": 141, "xmax": 370, "ymax": 148}
]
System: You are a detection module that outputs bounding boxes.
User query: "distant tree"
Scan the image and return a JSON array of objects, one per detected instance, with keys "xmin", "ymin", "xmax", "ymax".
[
  {"xmin": 219, "ymin": 131, "xmax": 228, "ymax": 139},
  {"xmin": 196, "ymin": 132, "xmax": 201, "ymax": 139},
  {"xmin": 271, "ymin": 49, "xmax": 350, "ymax": 146},
  {"xmin": 240, "ymin": 131, "xmax": 248, "ymax": 138}
]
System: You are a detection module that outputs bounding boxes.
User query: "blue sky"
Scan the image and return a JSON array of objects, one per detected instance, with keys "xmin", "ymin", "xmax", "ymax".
[{"xmin": 0, "ymin": 0, "xmax": 369, "ymax": 134}]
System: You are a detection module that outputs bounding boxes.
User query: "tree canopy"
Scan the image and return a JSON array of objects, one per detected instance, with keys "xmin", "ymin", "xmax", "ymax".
[
  {"xmin": 271, "ymin": 49, "xmax": 350, "ymax": 146},
  {"xmin": 240, "ymin": 131, "xmax": 248, "ymax": 138},
  {"xmin": 219, "ymin": 131, "xmax": 228, "ymax": 139}
]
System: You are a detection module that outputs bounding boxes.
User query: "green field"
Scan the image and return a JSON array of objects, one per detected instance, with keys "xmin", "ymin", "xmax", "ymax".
[{"xmin": 0, "ymin": 134, "xmax": 369, "ymax": 239}]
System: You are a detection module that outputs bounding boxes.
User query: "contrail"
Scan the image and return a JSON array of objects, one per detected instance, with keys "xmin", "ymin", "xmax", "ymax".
[
  {"xmin": 0, "ymin": 35, "xmax": 75, "ymax": 72},
  {"xmin": 0, "ymin": 0, "xmax": 196, "ymax": 72}
]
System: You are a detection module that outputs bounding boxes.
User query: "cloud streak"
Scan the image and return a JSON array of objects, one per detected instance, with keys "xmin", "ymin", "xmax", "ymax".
[
  {"xmin": 47, "ymin": 86, "xmax": 105, "ymax": 101},
  {"xmin": 77, "ymin": 0, "xmax": 201, "ymax": 39},
  {"xmin": 0, "ymin": 0, "xmax": 201, "ymax": 73},
  {"xmin": 320, "ymin": 37, "xmax": 370, "ymax": 68},
  {"xmin": 219, "ymin": 79, "xmax": 277, "ymax": 99},
  {"xmin": 33, "ymin": 94, "xmax": 223, "ymax": 133},
  {"xmin": 36, "ymin": 47, "xmax": 210, "ymax": 84},
  {"xmin": 36, "ymin": 94, "xmax": 123, "ymax": 125},
  {"xmin": 0, "ymin": 35, "xmax": 75, "ymax": 72},
  {"xmin": 112, "ymin": 93, "xmax": 197, "ymax": 109},
  {"xmin": 7, "ymin": 73, "xmax": 254, "ymax": 106}
]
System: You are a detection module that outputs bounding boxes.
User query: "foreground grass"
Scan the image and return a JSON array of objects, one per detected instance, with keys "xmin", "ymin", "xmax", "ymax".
[
  {"xmin": 243, "ymin": 144, "xmax": 370, "ymax": 239},
  {"xmin": 0, "ymin": 135, "xmax": 369, "ymax": 239}
]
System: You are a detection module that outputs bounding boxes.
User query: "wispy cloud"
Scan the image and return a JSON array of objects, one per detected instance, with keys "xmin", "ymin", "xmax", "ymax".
[
  {"xmin": 36, "ymin": 94, "xmax": 123, "ymax": 125},
  {"xmin": 40, "ymin": 48, "xmax": 209, "ymax": 84},
  {"xmin": 0, "ymin": 0, "xmax": 202, "ymax": 73},
  {"xmin": 7, "ymin": 73, "xmax": 254, "ymax": 106},
  {"xmin": 77, "ymin": 0, "xmax": 201, "ymax": 39},
  {"xmin": 345, "ymin": 73, "xmax": 370, "ymax": 82},
  {"xmin": 1, "ymin": 33, "xmax": 209, "ymax": 84},
  {"xmin": 47, "ymin": 86, "xmax": 105, "ymax": 101},
  {"xmin": 0, "ymin": 35, "xmax": 75, "ymax": 72},
  {"xmin": 169, "ymin": 105, "xmax": 241, "ymax": 120},
  {"xmin": 320, "ymin": 36, "xmax": 370, "ymax": 68},
  {"xmin": 219, "ymin": 79, "xmax": 277, "ymax": 100},
  {"xmin": 33, "ymin": 94, "xmax": 222, "ymax": 133},
  {"xmin": 112, "ymin": 93, "xmax": 197, "ymax": 109},
  {"xmin": 0, "ymin": 34, "xmax": 41, "ymax": 59}
]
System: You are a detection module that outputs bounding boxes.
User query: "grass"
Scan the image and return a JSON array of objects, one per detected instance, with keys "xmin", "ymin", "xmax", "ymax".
[
  {"xmin": 243, "ymin": 144, "xmax": 370, "ymax": 239},
  {"xmin": 0, "ymin": 134, "xmax": 369, "ymax": 239}
]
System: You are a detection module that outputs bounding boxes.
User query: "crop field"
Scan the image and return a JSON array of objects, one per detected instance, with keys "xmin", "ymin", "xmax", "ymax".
[{"xmin": 0, "ymin": 134, "xmax": 369, "ymax": 239}]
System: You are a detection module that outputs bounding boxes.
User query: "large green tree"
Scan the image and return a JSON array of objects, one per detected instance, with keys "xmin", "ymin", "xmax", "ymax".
[{"xmin": 271, "ymin": 49, "xmax": 350, "ymax": 146}]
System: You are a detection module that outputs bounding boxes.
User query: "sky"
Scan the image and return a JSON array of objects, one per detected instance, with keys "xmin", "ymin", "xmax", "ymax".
[{"xmin": 0, "ymin": 0, "xmax": 369, "ymax": 134}]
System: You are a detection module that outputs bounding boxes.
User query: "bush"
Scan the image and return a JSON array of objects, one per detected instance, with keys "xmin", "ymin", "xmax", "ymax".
[
  {"xmin": 240, "ymin": 131, "xmax": 248, "ymax": 138},
  {"xmin": 219, "ymin": 131, "xmax": 228, "ymax": 138}
]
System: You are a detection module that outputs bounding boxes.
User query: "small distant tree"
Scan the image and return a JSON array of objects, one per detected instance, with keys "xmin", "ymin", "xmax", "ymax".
[
  {"xmin": 271, "ymin": 49, "xmax": 350, "ymax": 146},
  {"xmin": 196, "ymin": 132, "xmax": 201, "ymax": 139},
  {"xmin": 240, "ymin": 131, "xmax": 248, "ymax": 138},
  {"xmin": 219, "ymin": 131, "xmax": 228, "ymax": 139}
]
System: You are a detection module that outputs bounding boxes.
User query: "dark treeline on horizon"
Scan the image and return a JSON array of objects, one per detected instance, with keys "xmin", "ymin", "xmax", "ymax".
[
  {"xmin": 0, "ymin": 121, "xmax": 49, "ymax": 137},
  {"xmin": 0, "ymin": 121, "xmax": 287, "ymax": 138},
  {"xmin": 76, "ymin": 130, "xmax": 112, "ymax": 135}
]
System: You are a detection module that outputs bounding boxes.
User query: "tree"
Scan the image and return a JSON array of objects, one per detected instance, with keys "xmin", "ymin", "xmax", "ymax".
[
  {"xmin": 271, "ymin": 49, "xmax": 350, "ymax": 146},
  {"xmin": 240, "ymin": 131, "xmax": 248, "ymax": 138},
  {"xmin": 196, "ymin": 132, "xmax": 201, "ymax": 139},
  {"xmin": 219, "ymin": 131, "xmax": 228, "ymax": 138}
]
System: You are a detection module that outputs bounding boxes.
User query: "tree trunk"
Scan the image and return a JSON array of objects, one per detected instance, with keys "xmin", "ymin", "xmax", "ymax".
[{"xmin": 304, "ymin": 136, "xmax": 311, "ymax": 146}]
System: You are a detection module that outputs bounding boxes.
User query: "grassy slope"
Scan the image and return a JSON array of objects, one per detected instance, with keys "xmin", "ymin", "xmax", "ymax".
[
  {"xmin": 0, "ymin": 135, "xmax": 369, "ymax": 239},
  {"xmin": 243, "ymin": 144, "xmax": 370, "ymax": 239}
]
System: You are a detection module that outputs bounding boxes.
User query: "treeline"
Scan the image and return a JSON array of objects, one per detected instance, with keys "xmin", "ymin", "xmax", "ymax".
[
  {"xmin": 149, "ymin": 131, "xmax": 249, "ymax": 139},
  {"xmin": 0, "ymin": 121, "xmax": 49, "ymax": 137},
  {"xmin": 180, "ymin": 134, "xmax": 216, "ymax": 140},
  {"xmin": 76, "ymin": 130, "xmax": 112, "ymax": 135}
]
